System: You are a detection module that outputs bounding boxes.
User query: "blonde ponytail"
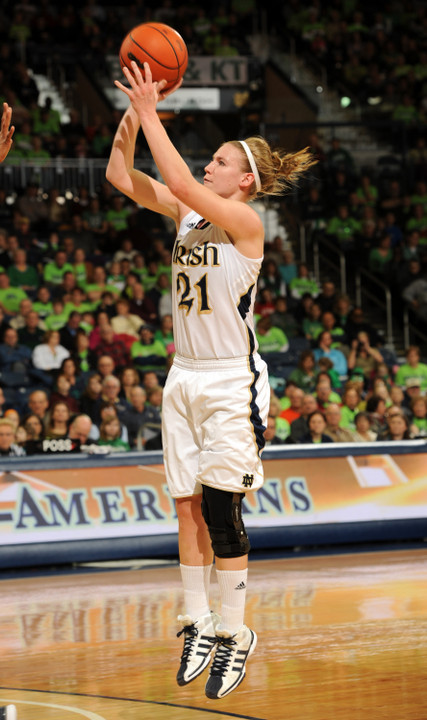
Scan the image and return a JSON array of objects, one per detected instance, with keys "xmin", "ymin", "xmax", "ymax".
[{"xmin": 231, "ymin": 137, "xmax": 318, "ymax": 199}]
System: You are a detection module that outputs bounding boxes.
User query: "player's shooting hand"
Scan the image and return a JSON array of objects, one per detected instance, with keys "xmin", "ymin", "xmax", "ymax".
[{"xmin": 115, "ymin": 61, "xmax": 182, "ymax": 112}]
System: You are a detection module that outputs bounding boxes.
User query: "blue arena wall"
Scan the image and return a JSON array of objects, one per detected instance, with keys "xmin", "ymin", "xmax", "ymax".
[{"xmin": 1, "ymin": 442, "xmax": 426, "ymax": 569}]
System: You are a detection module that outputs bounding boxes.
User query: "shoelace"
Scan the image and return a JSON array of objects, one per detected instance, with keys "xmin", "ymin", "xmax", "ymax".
[
  {"xmin": 209, "ymin": 636, "xmax": 237, "ymax": 676},
  {"xmin": 177, "ymin": 623, "xmax": 217, "ymax": 662},
  {"xmin": 177, "ymin": 621, "xmax": 197, "ymax": 640},
  {"xmin": 177, "ymin": 622, "xmax": 198, "ymax": 661}
]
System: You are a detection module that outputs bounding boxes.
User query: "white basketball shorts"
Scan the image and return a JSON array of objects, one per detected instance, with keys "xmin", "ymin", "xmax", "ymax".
[{"xmin": 162, "ymin": 353, "xmax": 270, "ymax": 498}]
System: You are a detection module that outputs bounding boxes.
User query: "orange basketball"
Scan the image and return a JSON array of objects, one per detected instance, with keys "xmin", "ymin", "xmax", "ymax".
[{"xmin": 119, "ymin": 23, "xmax": 188, "ymax": 92}]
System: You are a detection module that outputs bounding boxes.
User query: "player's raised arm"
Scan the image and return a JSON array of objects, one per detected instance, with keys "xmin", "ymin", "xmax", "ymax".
[
  {"xmin": 114, "ymin": 61, "xmax": 317, "ymax": 258},
  {"xmin": 106, "ymin": 101, "xmax": 183, "ymax": 224},
  {"xmin": 115, "ymin": 62, "xmax": 265, "ymax": 251}
]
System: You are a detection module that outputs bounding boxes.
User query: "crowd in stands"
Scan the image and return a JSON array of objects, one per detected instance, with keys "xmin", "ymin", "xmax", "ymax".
[
  {"xmin": 0, "ymin": 0, "xmax": 258, "ymax": 162},
  {"xmin": 0, "ymin": 0, "xmax": 427, "ymax": 456},
  {"xmin": 293, "ymin": 130, "xmax": 427, "ymax": 334},
  {"xmin": 3, "ymin": 0, "xmax": 424, "ymax": 162},
  {"xmin": 1, "ymin": 180, "xmax": 427, "ymax": 457},
  {"xmin": 280, "ymin": 1, "xmax": 427, "ymax": 147},
  {"xmin": 278, "ymin": 1, "xmax": 427, "ymax": 313},
  {"xmin": 0, "ymin": 156, "xmax": 426, "ymax": 456}
]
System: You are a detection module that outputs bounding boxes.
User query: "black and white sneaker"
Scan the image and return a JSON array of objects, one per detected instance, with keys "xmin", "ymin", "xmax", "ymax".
[
  {"xmin": 0, "ymin": 706, "xmax": 17, "ymax": 720},
  {"xmin": 205, "ymin": 625, "xmax": 257, "ymax": 699},
  {"xmin": 176, "ymin": 611, "xmax": 220, "ymax": 686}
]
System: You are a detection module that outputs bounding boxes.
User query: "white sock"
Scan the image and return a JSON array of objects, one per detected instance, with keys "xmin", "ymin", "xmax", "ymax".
[
  {"xmin": 180, "ymin": 563, "xmax": 212, "ymax": 619},
  {"xmin": 216, "ymin": 567, "xmax": 248, "ymax": 633}
]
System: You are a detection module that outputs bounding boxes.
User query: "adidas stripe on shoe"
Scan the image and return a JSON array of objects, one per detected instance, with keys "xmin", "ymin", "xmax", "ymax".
[
  {"xmin": 0, "ymin": 706, "xmax": 17, "ymax": 720},
  {"xmin": 176, "ymin": 611, "xmax": 220, "ymax": 686},
  {"xmin": 205, "ymin": 624, "xmax": 257, "ymax": 699}
]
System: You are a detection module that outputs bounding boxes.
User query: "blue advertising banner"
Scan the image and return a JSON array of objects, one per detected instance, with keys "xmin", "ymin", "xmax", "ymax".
[{"xmin": 1, "ymin": 442, "xmax": 426, "ymax": 567}]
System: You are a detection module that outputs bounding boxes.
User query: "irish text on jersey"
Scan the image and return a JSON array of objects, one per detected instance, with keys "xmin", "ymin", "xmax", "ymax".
[{"xmin": 173, "ymin": 240, "xmax": 220, "ymax": 267}]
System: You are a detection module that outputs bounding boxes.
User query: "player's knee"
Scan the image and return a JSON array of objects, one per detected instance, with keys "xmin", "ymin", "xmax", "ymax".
[
  {"xmin": 201, "ymin": 485, "xmax": 250, "ymax": 558},
  {"xmin": 176, "ymin": 494, "xmax": 202, "ymax": 523}
]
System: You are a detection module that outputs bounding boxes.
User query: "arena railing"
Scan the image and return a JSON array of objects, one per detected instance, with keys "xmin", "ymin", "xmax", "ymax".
[
  {"xmin": 403, "ymin": 305, "xmax": 427, "ymax": 351},
  {"xmin": 0, "ymin": 158, "xmax": 209, "ymax": 196},
  {"xmin": 355, "ymin": 267, "xmax": 394, "ymax": 349},
  {"xmin": 312, "ymin": 231, "xmax": 347, "ymax": 296}
]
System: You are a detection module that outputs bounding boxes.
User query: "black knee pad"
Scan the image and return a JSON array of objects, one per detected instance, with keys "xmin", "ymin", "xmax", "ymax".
[{"xmin": 201, "ymin": 485, "xmax": 250, "ymax": 558}]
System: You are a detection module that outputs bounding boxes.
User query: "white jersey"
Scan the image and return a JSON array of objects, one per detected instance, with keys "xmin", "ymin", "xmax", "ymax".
[{"xmin": 172, "ymin": 210, "xmax": 263, "ymax": 360}]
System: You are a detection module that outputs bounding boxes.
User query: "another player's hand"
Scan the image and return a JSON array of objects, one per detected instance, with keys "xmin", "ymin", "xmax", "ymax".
[{"xmin": 0, "ymin": 102, "xmax": 15, "ymax": 163}]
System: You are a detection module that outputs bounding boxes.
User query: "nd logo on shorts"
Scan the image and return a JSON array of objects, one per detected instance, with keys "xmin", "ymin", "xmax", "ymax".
[{"xmin": 242, "ymin": 473, "xmax": 254, "ymax": 488}]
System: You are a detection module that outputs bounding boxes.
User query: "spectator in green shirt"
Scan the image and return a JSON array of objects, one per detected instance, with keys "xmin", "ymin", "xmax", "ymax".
[
  {"xmin": 340, "ymin": 385, "xmax": 363, "ymax": 431},
  {"xmin": 26, "ymin": 135, "xmax": 51, "ymax": 162},
  {"xmin": 405, "ymin": 203, "xmax": 427, "ymax": 242},
  {"xmin": 368, "ymin": 233, "xmax": 394, "ymax": 278},
  {"xmin": 43, "ymin": 250, "xmax": 74, "ymax": 287},
  {"xmin": 33, "ymin": 98, "xmax": 61, "ymax": 136},
  {"xmin": 98, "ymin": 416, "xmax": 130, "ymax": 452},
  {"xmin": 268, "ymin": 392, "xmax": 291, "ymax": 442},
  {"xmin": 72, "ymin": 248, "xmax": 90, "ymax": 288},
  {"xmin": 319, "ymin": 310, "xmax": 347, "ymax": 349},
  {"xmin": 289, "ymin": 262, "xmax": 320, "ymax": 300},
  {"xmin": 64, "ymin": 286, "xmax": 94, "ymax": 319},
  {"xmin": 410, "ymin": 180, "xmax": 427, "ymax": 211},
  {"xmin": 255, "ymin": 315, "xmax": 289, "ymax": 354},
  {"xmin": 44, "ymin": 298, "xmax": 69, "ymax": 331},
  {"xmin": 81, "ymin": 265, "xmax": 121, "ymax": 304},
  {"xmin": 91, "ymin": 123, "xmax": 114, "ymax": 158},
  {"xmin": 82, "ymin": 197, "xmax": 109, "ymax": 239},
  {"xmin": 130, "ymin": 325, "xmax": 168, "ymax": 373},
  {"xmin": 392, "ymin": 93, "xmax": 420, "ymax": 126},
  {"xmin": 106, "ymin": 195, "xmax": 132, "ymax": 237},
  {"xmin": 394, "ymin": 345, "xmax": 427, "ymax": 392},
  {"xmin": 314, "ymin": 373, "xmax": 342, "ymax": 412},
  {"xmin": 154, "ymin": 313, "xmax": 174, "ymax": 352},
  {"xmin": 33, "ymin": 107, "xmax": 60, "ymax": 142},
  {"xmin": 326, "ymin": 204, "xmax": 361, "ymax": 252},
  {"xmin": 0, "ymin": 271, "xmax": 28, "ymax": 315},
  {"xmin": 132, "ymin": 252, "xmax": 148, "ymax": 285},
  {"xmin": 302, "ymin": 300, "xmax": 323, "ymax": 341},
  {"xmin": 410, "ymin": 396, "xmax": 427, "ymax": 438},
  {"xmin": 356, "ymin": 173, "xmax": 379, "ymax": 208},
  {"xmin": 33, "ymin": 285, "xmax": 53, "ymax": 320},
  {"xmin": 289, "ymin": 349, "xmax": 317, "ymax": 393},
  {"xmin": 7, "ymin": 248, "xmax": 39, "ymax": 294}
]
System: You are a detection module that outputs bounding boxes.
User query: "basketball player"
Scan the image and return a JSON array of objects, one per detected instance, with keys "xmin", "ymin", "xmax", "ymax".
[
  {"xmin": 107, "ymin": 61, "xmax": 316, "ymax": 699},
  {"xmin": 0, "ymin": 103, "xmax": 14, "ymax": 163}
]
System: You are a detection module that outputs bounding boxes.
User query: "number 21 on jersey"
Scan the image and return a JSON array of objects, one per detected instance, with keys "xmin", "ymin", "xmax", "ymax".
[{"xmin": 177, "ymin": 272, "xmax": 212, "ymax": 315}]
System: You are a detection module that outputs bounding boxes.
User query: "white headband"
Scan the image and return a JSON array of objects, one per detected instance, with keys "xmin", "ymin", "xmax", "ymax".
[{"xmin": 239, "ymin": 140, "xmax": 261, "ymax": 193}]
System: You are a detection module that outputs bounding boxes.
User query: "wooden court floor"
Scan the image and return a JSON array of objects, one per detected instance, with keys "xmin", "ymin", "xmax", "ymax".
[{"xmin": 0, "ymin": 547, "xmax": 426, "ymax": 720}]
